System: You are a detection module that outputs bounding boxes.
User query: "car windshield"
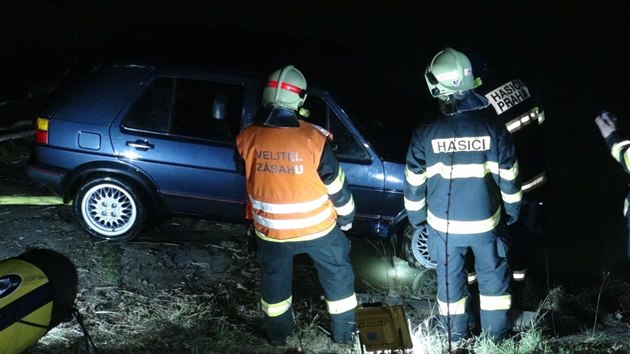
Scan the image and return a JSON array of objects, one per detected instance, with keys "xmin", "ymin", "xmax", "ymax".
[{"xmin": 326, "ymin": 84, "xmax": 434, "ymax": 164}]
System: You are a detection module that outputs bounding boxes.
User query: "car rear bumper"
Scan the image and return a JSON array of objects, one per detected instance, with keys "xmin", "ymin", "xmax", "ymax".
[{"xmin": 25, "ymin": 162, "xmax": 68, "ymax": 198}]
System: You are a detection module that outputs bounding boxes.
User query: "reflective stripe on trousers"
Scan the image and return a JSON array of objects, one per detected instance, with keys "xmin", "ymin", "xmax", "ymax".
[
  {"xmin": 479, "ymin": 294, "xmax": 511, "ymax": 311},
  {"xmin": 438, "ymin": 296, "xmax": 467, "ymax": 316},
  {"xmin": 327, "ymin": 293, "xmax": 357, "ymax": 314},
  {"xmin": 256, "ymin": 227, "xmax": 356, "ymax": 340},
  {"xmin": 428, "ymin": 226, "xmax": 510, "ymax": 339},
  {"xmin": 261, "ymin": 296, "xmax": 292, "ymax": 317}
]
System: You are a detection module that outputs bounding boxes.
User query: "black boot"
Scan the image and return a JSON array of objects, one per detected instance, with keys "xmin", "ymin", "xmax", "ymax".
[
  {"xmin": 331, "ymin": 310, "xmax": 357, "ymax": 344},
  {"xmin": 265, "ymin": 311, "xmax": 293, "ymax": 346}
]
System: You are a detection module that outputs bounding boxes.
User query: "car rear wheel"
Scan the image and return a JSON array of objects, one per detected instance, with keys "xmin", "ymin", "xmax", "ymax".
[
  {"xmin": 400, "ymin": 223, "xmax": 437, "ymax": 269},
  {"xmin": 73, "ymin": 176, "xmax": 146, "ymax": 242}
]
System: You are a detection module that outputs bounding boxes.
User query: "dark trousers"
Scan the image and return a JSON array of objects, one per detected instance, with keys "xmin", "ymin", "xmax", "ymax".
[
  {"xmin": 256, "ymin": 226, "xmax": 356, "ymax": 343},
  {"xmin": 428, "ymin": 226, "xmax": 510, "ymax": 341}
]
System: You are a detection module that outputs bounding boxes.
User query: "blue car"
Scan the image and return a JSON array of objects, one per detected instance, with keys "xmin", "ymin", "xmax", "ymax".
[
  {"xmin": 25, "ymin": 62, "xmax": 548, "ymax": 271},
  {"xmin": 25, "ymin": 63, "xmax": 433, "ymax": 258}
]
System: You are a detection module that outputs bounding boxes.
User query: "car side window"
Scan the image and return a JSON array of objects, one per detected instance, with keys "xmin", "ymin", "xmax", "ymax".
[
  {"xmin": 124, "ymin": 78, "xmax": 172, "ymax": 133},
  {"xmin": 124, "ymin": 77, "xmax": 244, "ymax": 142},
  {"xmin": 171, "ymin": 79, "xmax": 244, "ymax": 141},
  {"xmin": 302, "ymin": 96, "xmax": 370, "ymax": 163}
]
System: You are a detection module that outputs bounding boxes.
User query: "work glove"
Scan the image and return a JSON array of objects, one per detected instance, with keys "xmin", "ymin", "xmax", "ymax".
[{"xmin": 594, "ymin": 111, "xmax": 618, "ymax": 139}]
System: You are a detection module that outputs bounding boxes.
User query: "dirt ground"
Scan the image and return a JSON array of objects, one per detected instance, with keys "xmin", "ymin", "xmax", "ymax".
[
  {"xmin": 0, "ymin": 138, "xmax": 425, "ymax": 354},
  {"xmin": 3, "ymin": 137, "xmax": 630, "ymax": 353}
]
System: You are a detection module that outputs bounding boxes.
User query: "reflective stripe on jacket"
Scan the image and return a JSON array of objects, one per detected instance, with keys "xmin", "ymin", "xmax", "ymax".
[
  {"xmin": 404, "ymin": 109, "xmax": 522, "ymax": 234},
  {"xmin": 480, "ymin": 78, "xmax": 547, "ymax": 194},
  {"xmin": 236, "ymin": 120, "xmax": 339, "ymax": 240}
]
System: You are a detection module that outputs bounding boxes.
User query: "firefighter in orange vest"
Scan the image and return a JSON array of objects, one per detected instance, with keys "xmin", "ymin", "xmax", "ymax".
[{"xmin": 235, "ymin": 65, "xmax": 357, "ymax": 346}]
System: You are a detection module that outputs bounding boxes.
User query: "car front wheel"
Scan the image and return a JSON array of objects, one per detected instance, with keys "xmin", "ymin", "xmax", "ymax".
[{"xmin": 73, "ymin": 176, "xmax": 146, "ymax": 242}]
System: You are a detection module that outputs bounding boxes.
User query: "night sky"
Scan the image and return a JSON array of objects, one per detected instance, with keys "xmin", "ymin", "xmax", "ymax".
[{"xmin": 2, "ymin": 2, "xmax": 630, "ymax": 284}]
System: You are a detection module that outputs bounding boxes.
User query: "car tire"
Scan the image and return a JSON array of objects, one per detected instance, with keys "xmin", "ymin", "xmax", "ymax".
[
  {"xmin": 73, "ymin": 175, "xmax": 146, "ymax": 242},
  {"xmin": 400, "ymin": 222, "xmax": 437, "ymax": 269}
]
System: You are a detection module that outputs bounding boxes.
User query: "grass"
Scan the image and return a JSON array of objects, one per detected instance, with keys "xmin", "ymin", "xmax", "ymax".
[
  {"xmin": 96, "ymin": 244, "xmax": 123, "ymax": 285},
  {"xmin": 34, "ymin": 286, "xmax": 275, "ymax": 354},
  {"xmin": 2, "ymin": 138, "xmax": 628, "ymax": 353},
  {"xmin": 28, "ymin": 268, "xmax": 630, "ymax": 354}
]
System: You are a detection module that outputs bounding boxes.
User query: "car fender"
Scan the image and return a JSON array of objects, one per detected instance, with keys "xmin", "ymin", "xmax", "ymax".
[
  {"xmin": 62, "ymin": 160, "xmax": 164, "ymax": 216},
  {"xmin": 388, "ymin": 208, "xmax": 410, "ymax": 238}
]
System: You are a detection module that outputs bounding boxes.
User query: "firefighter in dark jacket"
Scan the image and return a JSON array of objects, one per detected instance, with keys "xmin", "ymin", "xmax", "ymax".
[
  {"xmin": 404, "ymin": 48, "xmax": 522, "ymax": 341},
  {"xmin": 459, "ymin": 51, "xmax": 547, "ymax": 317},
  {"xmin": 595, "ymin": 111, "xmax": 630, "ymax": 262},
  {"xmin": 235, "ymin": 65, "xmax": 357, "ymax": 346},
  {"xmin": 472, "ymin": 55, "xmax": 547, "ymax": 285}
]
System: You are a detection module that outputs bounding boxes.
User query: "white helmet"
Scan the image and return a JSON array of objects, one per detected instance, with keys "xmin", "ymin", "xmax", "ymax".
[
  {"xmin": 425, "ymin": 48, "xmax": 476, "ymax": 98},
  {"xmin": 262, "ymin": 65, "xmax": 307, "ymax": 110}
]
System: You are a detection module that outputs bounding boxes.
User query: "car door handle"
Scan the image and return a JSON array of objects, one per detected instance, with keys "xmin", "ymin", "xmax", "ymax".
[{"xmin": 126, "ymin": 140, "xmax": 155, "ymax": 150}]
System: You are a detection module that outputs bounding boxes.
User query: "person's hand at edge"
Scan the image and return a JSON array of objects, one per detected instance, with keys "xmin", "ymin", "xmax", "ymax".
[{"xmin": 595, "ymin": 111, "xmax": 617, "ymax": 139}]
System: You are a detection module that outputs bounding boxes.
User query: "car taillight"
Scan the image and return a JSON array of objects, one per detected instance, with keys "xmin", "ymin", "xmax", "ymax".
[{"xmin": 35, "ymin": 117, "xmax": 49, "ymax": 144}]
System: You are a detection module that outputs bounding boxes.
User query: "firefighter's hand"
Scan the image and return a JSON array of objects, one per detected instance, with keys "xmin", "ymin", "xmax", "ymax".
[
  {"xmin": 595, "ymin": 112, "xmax": 617, "ymax": 139},
  {"xmin": 340, "ymin": 223, "xmax": 352, "ymax": 231}
]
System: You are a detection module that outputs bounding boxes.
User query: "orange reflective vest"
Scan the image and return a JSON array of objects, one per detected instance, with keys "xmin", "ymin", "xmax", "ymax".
[{"xmin": 236, "ymin": 121, "xmax": 337, "ymax": 241}]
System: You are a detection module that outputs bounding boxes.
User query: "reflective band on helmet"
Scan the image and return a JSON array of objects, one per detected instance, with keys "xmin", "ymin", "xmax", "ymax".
[
  {"xmin": 428, "ymin": 207, "xmax": 501, "ymax": 234},
  {"xmin": 253, "ymin": 208, "xmax": 333, "ymax": 230},
  {"xmin": 405, "ymin": 167, "xmax": 427, "ymax": 186},
  {"xmin": 326, "ymin": 293, "xmax": 357, "ymax": 314},
  {"xmin": 438, "ymin": 296, "xmax": 467, "ymax": 315},
  {"xmin": 267, "ymin": 80, "xmax": 303, "ymax": 94},
  {"xmin": 479, "ymin": 294, "xmax": 511, "ymax": 311},
  {"xmin": 250, "ymin": 195, "xmax": 329, "ymax": 214},
  {"xmin": 404, "ymin": 197, "xmax": 425, "ymax": 211},
  {"xmin": 334, "ymin": 196, "xmax": 355, "ymax": 217},
  {"xmin": 434, "ymin": 71, "xmax": 461, "ymax": 83},
  {"xmin": 261, "ymin": 296, "xmax": 292, "ymax": 317},
  {"xmin": 325, "ymin": 167, "xmax": 346, "ymax": 195},
  {"xmin": 501, "ymin": 190, "xmax": 523, "ymax": 204}
]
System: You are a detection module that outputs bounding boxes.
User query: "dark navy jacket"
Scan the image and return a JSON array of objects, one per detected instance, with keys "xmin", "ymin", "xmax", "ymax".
[
  {"xmin": 404, "ymin": 108, "xmax": 522, "ymax": 239},
  {"xmin": 478, "ymin": 77, "xmax": 546, "ymax": 197}
]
